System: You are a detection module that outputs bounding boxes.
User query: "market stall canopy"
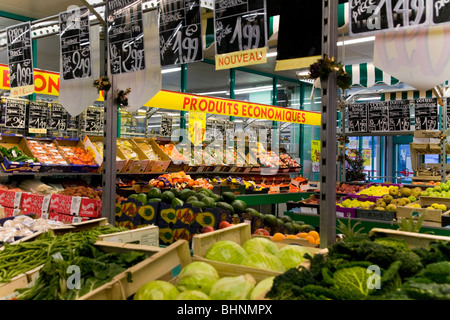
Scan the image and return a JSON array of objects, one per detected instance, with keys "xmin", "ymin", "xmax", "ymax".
[{"xmin": 344, "ymin": 62, "xmax": 400, "ymax": 88}]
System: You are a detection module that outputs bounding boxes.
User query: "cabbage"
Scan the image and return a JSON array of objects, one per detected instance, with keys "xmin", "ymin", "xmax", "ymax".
[
  {"xmin": 205, "ymin": 240, "xmax": 248, "ymax": 265},
  {"xmin": 242, "ymin": 237, "xmax": 279, "ymax": 256},
  {"xmin": 176, "ymin": 290, "xmax": 211, "ymax": 300},
  {"xmin": 209, "ymin": 274, "xmax": 256, "ymax": 300},
  {"xmin": 176, "ymin": 261, "xmax": 220, "ymax": 294},
  {"xmin": 275, "ymin": 245, "xmax": 310, "ymax": 270},
  {"xmin": 134, "ymin": 280, "xmax": 179, "ymax": 300},
  {"xmin": 241, "ymin": 252, "xmax": 285, "ymax": 272},
  {"xmin": 250, "ymin": 276, "xmax": 274, "ymax": 300}
]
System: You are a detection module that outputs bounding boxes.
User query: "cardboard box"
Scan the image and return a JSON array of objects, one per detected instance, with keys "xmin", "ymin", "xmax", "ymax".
[
  {"xmin": 118, "ymin": 138, "xmax": 151, "ymax": 173},
  {"xmin": 45, "ymin": 211, "xmax": 89, "ymax": 223},
  {"xmin": 25, "ymin": 137, "xmax": 71, "ymax": 173},
  {"xmin": 0, "ymin": 134, "xmax": 41, "ymax": 173},
  {"xmin": 0, "ymin": 189, "xmax": 22, "ymax": 208},
  {"xmin": 54, "ymin": 138, "xmax": 100, "ymax": 173},
  {"xmin": 157, "ymin": 141, "xmax": 190, "ymax": 172},
  {"xmin": 48, "ymin": 194, "xmax": 102, "ymax": 218},
  {"xmin": 82, "ymin": 135, "xmax": 128, "ymax": 173},
  {"xmin": 20, "ymin": 193, "xmax": 51, "ymax": 215},
  {"xmin": 115, "ymin": 198, "xmax": 159, "ymax": 229},
  {"xmin": 132, "ymin": 138, "xmax": 171, "ymax": 173},
  {"xmin": 396, "ymin": 198, "xmax": 444, "ymax": 226}
]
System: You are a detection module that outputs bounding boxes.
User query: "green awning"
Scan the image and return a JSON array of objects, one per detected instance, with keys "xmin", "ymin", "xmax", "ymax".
[{"xmin": 345, "ymin": 63, "xmax": 400, "ymax": 88}]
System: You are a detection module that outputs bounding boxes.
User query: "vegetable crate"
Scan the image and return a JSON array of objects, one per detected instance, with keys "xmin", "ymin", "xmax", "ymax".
[
  {"xmin": 54, "ymin": 138, "xmax": 100, "ymax": 173},
  {"xmin": 118, "ymin": 138, "xmax": 151, "ymax": 173},
  {"xmin": 191, "ymin": 223, "xmax": 320, "ymax": 282},
  {"xmin": 396, "ymin": 197, "xmax": 450, "ymax": 227},
  {"xmin": 78, "ymin": 240, "xmax": 190, "ymax": 300},
  {"xmin": 0, "ymin": 134, "xmax": 41, "ymax": 173},
  {"xmin": 97, "ymin": 225, "xmax": 159, "ymax": 247},
  {"xmin": 368, "ymin": 228, "xmax": 450, "ymax": 249},
  {"xmin": 82, "ymin": 135, "xmax": 128, "ymax": 173},
  {"xmin": 132, "ymin": 138, "xmax": 171, "ymax": 173}
]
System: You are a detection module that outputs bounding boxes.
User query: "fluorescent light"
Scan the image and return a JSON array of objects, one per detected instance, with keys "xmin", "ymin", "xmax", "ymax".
[
  {"xmin": 231, "ymin": 84, "xmax": 281, "ymax": 95},
  {"xmin": 162, "ymin": 67, "xmax": 181, "ymax": 74},
  {"xmin": 267, "ymin": 52, "xmax": 277, "ymax": 58},
  {"xmin": 356, "ymin": 96, "xmax": 381, "ymax": 102},
  {"xmin": 196, "ymin": 90, "xmax": 228, "ymax": 96},
  {"xmin": 135, "ymin": 115, "xmax": 146, "ymax": 119},
  {"xmin": 337, "ymin": 36, "xmax": 375, "ymax": 46}
]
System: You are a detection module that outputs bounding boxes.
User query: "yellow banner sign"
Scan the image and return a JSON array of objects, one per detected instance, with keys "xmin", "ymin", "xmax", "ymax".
[
  {"xmin": 215, "ymin": 47, "xmax": 267, "ymax": 70},
  {"xmin": 145, "ymin": 90, "xmax": 321, "ymax": 126},
  {"xmin": 189, "ymin": 111, "xmax": 206, "ymax": 146},
  {"xmin": 311, "ymin": 140, "xmax": 321, "ymax": 162}
]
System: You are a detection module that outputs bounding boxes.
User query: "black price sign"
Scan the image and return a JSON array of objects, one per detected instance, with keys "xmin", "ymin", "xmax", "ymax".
[
  {"xmin": 367, "ymin": 101, "xmax": 389, "ymax": 132},
  {"xmin": 84, "ymin": 107, "xmax": 103, "ymax": 132},
  {"xmin": 214, "ymin": 0, "xmax": 267, "ymax": 55},
  {"xmin": 414, "ymin": 98, "xmax": 438, "ymax": 130},
  {"xmin": 59, "ymin": 7, "xmax": 92, "ymax": 81},
  {"xmin": 350, "ymin": 0, "xmax": 429, "ymax": 36},
  {"xmin": 161, "ymin": 115, "xmax": 173, "ymax": 137},
  {"xmin": 106, "ymin": 0, "xmax": 146, "ymax": 75},
  {"xmin": 5, "ymin": 99, "xmax": 26, "ymax": 129},
  {"xmin": 447, "ymin": 98, "xmax": 450, "ymax": 129},
  {"xmin": 28, "ymin": 101, "xmax": 49, "ymax": 133},
  {"xmin": 388, "ymin": 99, "xmax": 411, "ymax": 131},
  {"xmin": 6, "ymin": 22, "xmax": 35, "ymax": 97},
  {"xmin": 49, "ymin": 103, "xmax": 69, "ymax": 131},
  {"xmin": 347, "ymin": 103, "xmax": 368, "ymax": 133},
  {"xmin": 159, "ymin": 0, "xmax": 203, "ymax": 66},
  {"xmin": 433, "ymin": 0, "xmax": 450, "ymax": 24}
]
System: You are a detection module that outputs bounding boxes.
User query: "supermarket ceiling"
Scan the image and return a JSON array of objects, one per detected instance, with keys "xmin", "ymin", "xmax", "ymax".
[{"xmin": 0, "ymin": 0, "xmax": 375, "ymax": 92}]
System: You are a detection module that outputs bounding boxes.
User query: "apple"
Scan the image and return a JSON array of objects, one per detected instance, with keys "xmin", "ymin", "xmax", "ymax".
[
  {"xmin": 253, "ymin": 228, "xmax": 270, "ymax": 236},
  {"xmin": 201, "ymin": 226, "xmax": 214, "ymax": 233},
  {"xmin": 442, "ymin": 184, "xmax": 450, "ymax": 192}
]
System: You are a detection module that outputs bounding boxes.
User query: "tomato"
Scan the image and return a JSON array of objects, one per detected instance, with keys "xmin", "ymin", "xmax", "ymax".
[{"xmin": 253, "ymin": 228, "xmax": 270, "ymax": 236}]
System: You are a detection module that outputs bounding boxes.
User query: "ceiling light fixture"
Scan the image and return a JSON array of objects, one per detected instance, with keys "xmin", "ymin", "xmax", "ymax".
[
  {"xmin": 337, "ymin": 36, "xmax": 375, "ymax": 46},
  {"xmin": 161, "ymin": 67, "xmax": 181, "ymax": 74}
]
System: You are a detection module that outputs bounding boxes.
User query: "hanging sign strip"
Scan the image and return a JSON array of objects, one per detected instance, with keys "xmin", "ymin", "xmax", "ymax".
[
  {"xmin": 414, "ymin": 97, "xmax": 438, "ymax": 131},
  {"xmin": 84, "ymin": 106, "xmax": 103, "ymax": 132},
  {"xmin": 144, "ymin": 90, "xmax": 321, "ymax": 126},
  {"xmin": 28, "ymin": 101, "xmax": 49, "ymax": 134},
  {"xmin": 433, "ymin": 0, "xmax": 450, "ymax": 24},
  {"xmin": 158, "ymin": 0, "xmax": 203, "ymax": 66},
  {"xmin": 5, "ymin": 98, "xmax": 27, "ymax": 129},
  {"xmin": 59, "ymin": 7, "xmax": 92, "ymax": 80},
  {"xmin": 367, "ymin": 101, "xmax": 389, "ymax": 132},
  {"xmin": 106, "ymin": 0, "xmax": 146, "ymax": 75},
  {"xmin": 214, "ymin": 0, "xmax": 268, "ymax": 70},
  {"xmin": 388, "ymin": 99, "xmax": 411, "ymax": 131},
  {"xmin": 6, "ymin": 22, "xmax": 35, "ymax": 97},
  {"xmin": 347, "ymin": 103, "xmax": 368, "ymax": 133}
]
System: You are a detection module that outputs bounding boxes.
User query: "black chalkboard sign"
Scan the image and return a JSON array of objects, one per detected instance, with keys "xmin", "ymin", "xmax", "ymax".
[
  {"xmin": 28, "ymin": 101, "xmax": 49, "ymax": 133},
  {"xmin": 48, "ymin": 103, "xmax": 68, "ymax": 131},
  {"xmin": 347, "ymin": 103, "xmax": 368, "ymax": 133},
  {"xmin": 5, "ymin": 99, "xmax": 26, "ymax": 129},
  {"xmin": 84, "ymin": 107, "xmax": 103, "ymax": 132},
  {"xmin": 158, "ymin": 0, "xmax": 203, "ymax": 66},
  {"xmin": 414, "ymin": 98, "xmax": 438, "ymax": 131},
  {"xmin": 161, "ymin": 115, "xmax": 172, "ymax": 137},
  {"xmin": 433, "ymin": 0, "xmax": 450, "ymax": 24},
  {"xmin": 59, "ymin": 7, "xmax": 92, "ymax": 81},
  {"xmin": 6, "ymin": 22, "xmax": 35, "ymax": 97},
  {"xmin": 214, "ymin": 0, "xmax": 267, "ymax": 55},
  {"xmin": 349, "ymin": 0, "xmax": 429, "ymax": 36},
  {"xmin": 388, "ymin": 99, "xmax": 411, "ymax": 131},
  {"xmin": 367, "ymin": 101, "xmax": 389, "ymax": 132},
  {"xmin": 106, "ymin": 0, "xmax": 146, "ymax": 75}
]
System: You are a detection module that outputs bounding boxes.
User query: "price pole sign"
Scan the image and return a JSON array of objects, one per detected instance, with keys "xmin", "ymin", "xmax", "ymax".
[
  {"xmin": 84, "ymin": 106, "xmax": 103, "ymax": 132},
  {"xmin": 5, "ymin": 98, "xmax": 26, "ymax": 129},
  {"xmin": 433, "ymin": 0, "xmax": 450, "ymax": 24},
  {"xmin": 59, "ymin": 7, "xmax": 92, "ymax": 80},
  {"xmin": 349, "ymin": 0, "xmax": 431, "ymax": 36},
  {"xmin": 28, "ymin": 101, "xmax": 49, "ymax": 134},
  {"xmin": 158, "ymin": 0, "xmax": 203, "ymax": 66},
  {"xmin": 6, "ymin": 22, "xmax": 35, "ymax": 97},
  {"xmin": 388, "ymin": 99, "xmax": 411, "ymax": 131},
  {"xmin": 414, "ymin": 97, "xmax": 438, "ymax": 131},
  {"xmin": 106, "ymin": 0, "xmax": 146, "ymax": 75},
  {"xmin": 347, "ymin": 103, "xmax": 368, "ymax": 133},
  {"xmin": 49, "ymin": 103, "xmax": 69, "ymax": 131},
  {"xmin": 214, "ymin": 0, "xmax": 268, "ymax": 70},
  {"xmin": 367, "ymin": 101, "xmax": 389, "ymax": 132}
]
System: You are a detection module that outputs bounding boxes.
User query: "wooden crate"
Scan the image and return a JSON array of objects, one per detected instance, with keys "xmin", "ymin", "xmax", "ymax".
[
  {"xmin": 396, "ymin": 198, "xmax": 446, "ymax": 227},
  {"xmin": 97, "ymin": 225, "xmax": 159, "ymax": 247},
  {"xmin": 368, "ymin": 228, "xmax": 450, "ymax": 249},
  {"xmin": 79, "ymin": 240, "xmax": 190, "ymax": 300}
]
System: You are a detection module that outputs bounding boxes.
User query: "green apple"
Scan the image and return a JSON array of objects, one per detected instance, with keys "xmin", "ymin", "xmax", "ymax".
[
  {"xmin": 446, "ymin": 180, "xmax": 450, "ymax": 186},
  {"xmin": 408, "ymin": 196, "xmax": 417, "ymax": 202},
  {"xmin": 426, "ymin": 187, "xmax": 434, "ymax": 193},
  {"xmin": 434, "ymin": 186, "xmax": 442, "ymax": 192},
  {"xmin": 421, "ymin": 191, "xmax": 429, "ymax": 196},
  {"xmin": 443, "ymin": 184, "xmax": 450, "ymax": 192}
]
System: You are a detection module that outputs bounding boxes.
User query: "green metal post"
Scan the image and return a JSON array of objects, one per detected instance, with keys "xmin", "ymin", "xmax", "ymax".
[
  {"xmin": 117, "ymin": 110, "xmax": 121, "ymax": 138},
  {"xmin": 180, "ymin": 64, "xmax": 187, "ymax": 142},
  {"xmin": 229, "ymin": 68, "xmax": 235, "ymax": 121},
  {"xmin": 272, "ymin": 77, "xmax": 278, "ymax": 151},
  {"xmin": 299, "ymin": 82, "xmax": 305, "ymax": 176}
]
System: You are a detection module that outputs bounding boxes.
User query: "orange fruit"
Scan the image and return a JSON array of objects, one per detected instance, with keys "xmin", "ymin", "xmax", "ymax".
[
  {"xmin": 286, "ymin": 234, "xmax": 298, "ymax": 239},
  {"xmin": 297, "ymin": 232, "xmax": 308, "ymax": 238},
  {"xmin": 272, "ymin": 233, "xmax": 286, "ymax": 241},
  {"xmin": 308, "ymin": 230, "xmax": 320, "ymax": 240},
  {"xmin": 305, "ymin": 235, "xmax": 316, "ymax": 244},
  {"xmin": 315, "ymin": 238, "xmax": 320, "ymax": 245}
]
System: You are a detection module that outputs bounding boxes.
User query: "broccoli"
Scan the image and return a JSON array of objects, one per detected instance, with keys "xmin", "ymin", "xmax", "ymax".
[
  {"xmin": 403, "ymin": 282, "xmax": 450, "ymax": 300},
  {"xmin": 265, "ymin": 266, "xmax": 319, "ymax": 300},
  {"xmin": 302, "ymin": 284, "xmax": 339, "ymax": 300},
  {"xmin": 411, "ymin": 246, "xmax": 446, "ymax": 265},
  {"xmin": 373, "ymin": 237, "xmax": 409, "ymax": 251}
]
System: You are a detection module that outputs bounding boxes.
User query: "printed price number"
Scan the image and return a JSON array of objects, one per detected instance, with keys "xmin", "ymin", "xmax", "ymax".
[{"xmin": 230, "ymin": 15, "xmax": 261, "ymax": 52}]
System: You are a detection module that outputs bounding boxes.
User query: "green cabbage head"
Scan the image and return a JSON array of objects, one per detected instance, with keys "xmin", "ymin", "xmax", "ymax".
[
  {"xmin": 242, "ymin": 237, "xmax": 279, "ymax": 256},
  {"xmin": 205, "ymin": 240, "xmax": 248, "ymax": 265},
  {"xmin": 209, "ymin": 274, "xmax": 256, "ymax": 300},
  {"xmin": 176, "ymin": 290, "xmax": 211, "ymax": 300},
  {"xmin": 241, "ymin": 252, "xmax": 285, "ymax": 272},
  {"xmin": 276, "ymin": 245, "xmax": 310, "ymax": 270},
  {"xmin": 176, "ymin": 261, "xmax": 220, "ymax": 295},
  {"xmin": 134, "ymin": 280, "xmax": 179, "ymax": 300},
  {"xmin": 250, "ymin": 276, "xmax": 274, "ymax": 300}
]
